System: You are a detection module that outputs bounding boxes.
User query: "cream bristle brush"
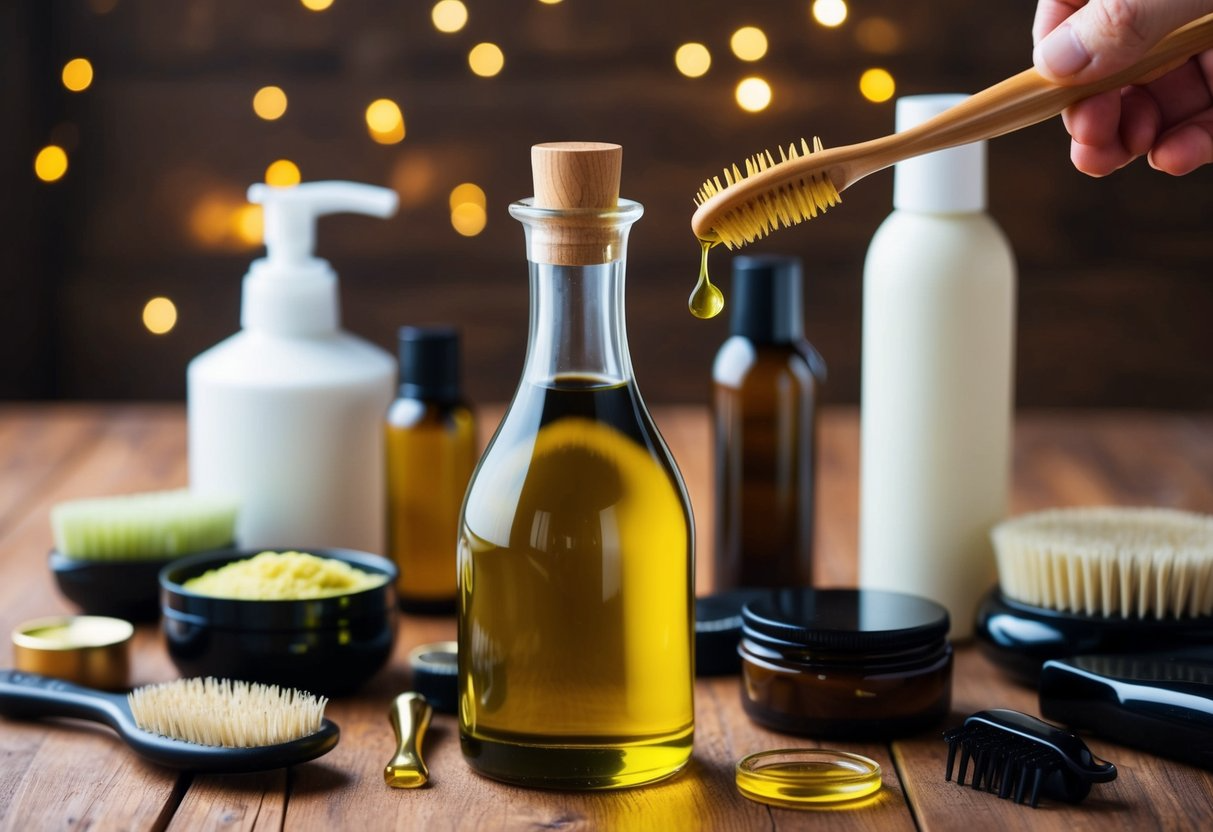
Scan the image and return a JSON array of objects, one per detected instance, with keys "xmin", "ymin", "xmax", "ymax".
[
  {"xmin": 690, "ymin": 13, "xmax": 1213, "ymax": 249},
  {"xmin": 977, "ymin": 506, "xmax": 1213, "ymax": 685},
  {"xmin": 0, "ymin": 670, "xmax": 338, "ymax": 772},
  {"xmin": 992, "ymin": 507, "xmax": 1213, "ymax": 619}
]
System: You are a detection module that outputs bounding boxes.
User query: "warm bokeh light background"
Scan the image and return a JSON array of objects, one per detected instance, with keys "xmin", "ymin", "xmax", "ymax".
[{"xmin": 3, "ymin": 0, "xmax": 1211, "ymax": 406}]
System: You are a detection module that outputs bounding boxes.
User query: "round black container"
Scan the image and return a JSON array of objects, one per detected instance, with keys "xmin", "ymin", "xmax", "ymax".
[
  {"xmin": 975, "ymin": 586, "xmax": 1213, "ymax": 686},
  {"xmin": 160, "ymin": 549, "xmax": 398, "ymax": 697},
  {"xmin": 739, "ymin": 588, "xmax": 952, "ymax": 739},
  {"xmin": 51, "ymin": 550, "xmax": 177, "ymax": 622}
]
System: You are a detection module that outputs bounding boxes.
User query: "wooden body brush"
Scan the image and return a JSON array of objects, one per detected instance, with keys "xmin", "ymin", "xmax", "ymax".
[
  {"xmin": 691, "ymin": 12, "xmax": 1213, "ymax": 248},
  {"xmin": 0, "ymin": 670, "xmax": 339, "ymax": 772}
]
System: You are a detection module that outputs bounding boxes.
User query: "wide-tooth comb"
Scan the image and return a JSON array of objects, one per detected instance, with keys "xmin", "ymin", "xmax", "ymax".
[
  {"xmin": 943, "ymin": 709, "xmax": 1116, "ymax": 808},
  {"xmin": 693, "ymin": 138, "xmax": 841, "ymax": 250}
]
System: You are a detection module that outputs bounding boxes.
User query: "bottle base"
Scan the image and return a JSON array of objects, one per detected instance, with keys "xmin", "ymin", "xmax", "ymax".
[{"xmin": 460, "ymin": 727, "xmax": 693, "ymax": 790}]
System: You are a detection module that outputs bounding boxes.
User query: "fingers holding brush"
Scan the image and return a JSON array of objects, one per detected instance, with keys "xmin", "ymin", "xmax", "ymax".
[{"xmin": 1033, "ymin": 0, "xmax": 1213, "ymax": 174}]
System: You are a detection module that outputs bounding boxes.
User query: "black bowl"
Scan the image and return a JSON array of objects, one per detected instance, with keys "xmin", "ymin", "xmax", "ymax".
[
  {"xmin": 160, "ymin": 548, "xmax": 398, "ymax": 697},
  {"xmin": 50, "ymin": 550, "xmax": 178, "ymax": 622}
]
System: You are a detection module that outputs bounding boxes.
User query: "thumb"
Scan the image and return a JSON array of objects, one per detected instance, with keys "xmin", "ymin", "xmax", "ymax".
[{"xmin": 1033, "ymin": 0, "xmax": 1213, "ymax": 82}]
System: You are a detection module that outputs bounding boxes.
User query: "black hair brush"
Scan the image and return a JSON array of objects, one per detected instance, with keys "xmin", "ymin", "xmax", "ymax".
[{"xmin": 943, "ymin": 709, "xmax": 1116, "ymax": 808}]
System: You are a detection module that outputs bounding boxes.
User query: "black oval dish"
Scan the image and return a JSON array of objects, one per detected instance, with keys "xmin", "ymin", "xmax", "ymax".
[
  {"xmin": 160, "ymin": 549, "xmax": 398, "ymax": 697},
  {"xmin": 974, "ymin": 586, "xmax": 1213, "ymax": 686},
  {"xmin": 50, "ymin": 550, "xmax": 177, "ymax": 622}
]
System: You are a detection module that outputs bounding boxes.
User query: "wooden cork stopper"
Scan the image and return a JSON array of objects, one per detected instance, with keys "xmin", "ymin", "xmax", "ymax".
[{"xmin": 529, "ymin": 142, "xmax": 623, "ymax": 266}]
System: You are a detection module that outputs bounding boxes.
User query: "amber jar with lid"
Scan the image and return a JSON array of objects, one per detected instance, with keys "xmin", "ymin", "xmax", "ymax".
[{"xmin": 740, "ymin": 588, "xmax": 952, "ymax": 739}]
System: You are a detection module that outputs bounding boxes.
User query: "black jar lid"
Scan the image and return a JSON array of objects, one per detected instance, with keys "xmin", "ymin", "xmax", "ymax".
[
  {"xmin": 742, "ymin": 588, "xmax": 949, "ymax": 653},
  {"xmin": 696, "ymin": 589, "xmax": 773, "ymax": 676}
]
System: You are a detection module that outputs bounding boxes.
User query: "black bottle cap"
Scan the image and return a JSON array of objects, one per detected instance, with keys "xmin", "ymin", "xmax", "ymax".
[
  {"xmin": 730, "ymin": 254, "xmax": 804, "ymax": 343},
  {"xmin": 408, "ymin": 641, "xmax": 458, "ymax": 714},
  {"xmin": 695, "ymin": 589, "xmax": 773, "ymax": 676},
  {"xmin": 397, "ymin": 326, "xmax": 461, "ymax": 401}
]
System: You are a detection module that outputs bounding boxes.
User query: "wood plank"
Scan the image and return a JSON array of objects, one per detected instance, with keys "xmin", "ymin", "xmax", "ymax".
[{"xmin": 168, "ymin": 772, "xmax": 287, "ymax": 832}]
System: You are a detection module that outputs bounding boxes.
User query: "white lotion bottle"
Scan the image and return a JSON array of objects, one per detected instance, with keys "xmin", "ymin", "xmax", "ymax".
[
  {"xmin": 188, "ymin": 181, "xmax": 398, "ymax": 553},
  {"xmin": 859, "ymin": 95, "xmax": 1016, "ymax": 639}
]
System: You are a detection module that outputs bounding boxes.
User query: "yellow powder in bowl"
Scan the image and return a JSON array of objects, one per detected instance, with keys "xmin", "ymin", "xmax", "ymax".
[{"xmin": 183, "ymin": 551, "xmax": 387, "ymax": 600}]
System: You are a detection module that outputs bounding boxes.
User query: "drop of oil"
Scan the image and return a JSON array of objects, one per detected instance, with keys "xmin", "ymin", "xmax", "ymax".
[{"xmin": 689, "ymin": 238, "xmax": 724, "ymax": 320}]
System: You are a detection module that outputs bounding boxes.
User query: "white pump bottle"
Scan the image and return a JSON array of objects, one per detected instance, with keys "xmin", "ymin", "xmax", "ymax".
[
  {"xmin": 188, "ymin": 181, "xmax": 398, "ymax": 553},
  {"xmin": 859, "ymin": 95, "xmax": 1016, "ymax": 639}
]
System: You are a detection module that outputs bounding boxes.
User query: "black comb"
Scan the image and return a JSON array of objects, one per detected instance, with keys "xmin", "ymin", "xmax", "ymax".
[{"xmin": 943, "ymin": 709, "xmax": 1116, "ymax": 808}]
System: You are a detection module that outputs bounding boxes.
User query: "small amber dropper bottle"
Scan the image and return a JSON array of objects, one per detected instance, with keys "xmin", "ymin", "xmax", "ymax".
[
  {"xmin": 713, "ymin": 255, "xmax": 826, "ymax": 590},
  {"xmin": 385, "ymin": 326, "xmax": 476, "ymax": 614}
]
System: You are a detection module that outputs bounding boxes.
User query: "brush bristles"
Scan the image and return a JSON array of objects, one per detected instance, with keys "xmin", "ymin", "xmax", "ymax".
[
  {"xmin": 51, "ymin": 489, "xmax": 238, "ymax": 560},
  {"xmin": 695, "ymin": 137, "xmax": 841, "ymax": 249},
  {"xmin": 129, "ymin": 677, "xmax": 327, "ymax": 748},
  {"xmin": 992, "ymin": 507, "xmax": 1213, "ymax": 619}
]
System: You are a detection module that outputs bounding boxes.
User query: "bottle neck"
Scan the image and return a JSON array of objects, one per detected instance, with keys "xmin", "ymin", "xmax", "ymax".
[
  {"xmin": 512, "ymin": 199, "xmax": 641, "ymax": 387},
  {"xmin": 521, "ymin": 258, "xmax": 633, "ymax": 385}
]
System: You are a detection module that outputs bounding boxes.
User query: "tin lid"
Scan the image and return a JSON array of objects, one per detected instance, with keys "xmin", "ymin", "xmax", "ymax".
[
  {"xmin": 12, "ymin": 615, "xmax": 133, "ymax": 691},
  {"xmin": 742, "ymin": 588, "xmax": 949, "ymax": 653}
]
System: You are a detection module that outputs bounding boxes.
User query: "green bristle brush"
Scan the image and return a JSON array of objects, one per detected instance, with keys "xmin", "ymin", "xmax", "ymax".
[{"xmin": 51, "ymin": 489, "xmax": 238, "ymax": 561}]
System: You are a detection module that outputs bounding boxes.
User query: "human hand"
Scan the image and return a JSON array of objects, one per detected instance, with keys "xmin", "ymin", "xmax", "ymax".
[{"xmin": 1032, "ymin": 0, "xmax": 1213, "ymax": 175}]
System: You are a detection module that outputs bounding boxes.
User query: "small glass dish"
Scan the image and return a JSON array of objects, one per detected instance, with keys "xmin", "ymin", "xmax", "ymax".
[{"xmin": 735, "ymin": 748, "xmax": 882, "ymax": 808}]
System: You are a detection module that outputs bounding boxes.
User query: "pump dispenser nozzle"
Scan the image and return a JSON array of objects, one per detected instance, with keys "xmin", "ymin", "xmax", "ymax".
[{"xmin": 242, "ymin": 181, "xmax": 398, "ymax": 336}]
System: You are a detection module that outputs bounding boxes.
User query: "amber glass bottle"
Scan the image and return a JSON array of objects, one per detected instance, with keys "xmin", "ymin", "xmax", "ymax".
[
  {"xmin": 713, "ymin": 255, "xmax": 826, "ymax": 590},
  {"xmin": 386, "ymin": 326, "xmax": 476, "ymax": 613}
]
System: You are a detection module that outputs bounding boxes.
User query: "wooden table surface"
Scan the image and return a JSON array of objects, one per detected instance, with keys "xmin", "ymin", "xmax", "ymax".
[{"xmin": 1, "ymin": 404, "xmax": 1212, "ymax": 831}]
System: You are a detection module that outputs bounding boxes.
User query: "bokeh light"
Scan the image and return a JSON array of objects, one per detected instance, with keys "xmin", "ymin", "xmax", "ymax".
[
  {"xmin": 730, "ymin": 27, "xmax": 768, "ymax": 62},
  {"xmin": 431, "ymin": 0, "xmax": 467, "ymax": 33},
  {"xmin": 265, "ymin": 160, "xmax": 301, "ymax": 187},
  {"xmin": 390, "ymin": 154, "xmax": 438, "ymax": 208},
  {"xmin": 234, "ymin": 205, "xmax": 264, "ymax": 246},
  {"xmin": 537, "ymin": 0, "xmax": 563, "ymax": 4},
  {"xmin": 300, "ymin": 0, "xmax": 334, "ymax": 11},
  {"xmin": 859, "ymin": 68, "xmax": 896, "ymax": 103},
  {"xmin": 855, "ymin": 17, "xmax": 903, "ymax": 54},
  {"xmin": 253, "ymin": 86, "xmax": 288, "ymax": 121},
  {"xmin": 34, "ymin": 146, "xmax": 68, "ymax": 182},
  {"xmin": 675, "ymin": 43, "xmax": 711, "ymax": 78},
  {"xmin": 62, "ymin": 58, "xmax": 94, "ymax": 93},
  {"xmin": 449, "ymin": 182, "xmax": 486, "ymax": 211},
  {"xmin": 468, "ymin": 43, "xmax": 505, "ymax": 77},
  {"xmin": 142, "ymin": 297, "xmax": 178, "ymax": 335},
  {"xmin": 735, "ymin": 77, "xmax": 772, "ymax": 112},
  {"xmin": 812, "ymin": 0, "xmax": 848, "ymax": 27},
  {"xmin": 451, "ymin": 203, "xmax": 487, "ymax": 236},
  {"xmin": 366, "ymin": 98, "xmax": 406, "ymax": 144}
]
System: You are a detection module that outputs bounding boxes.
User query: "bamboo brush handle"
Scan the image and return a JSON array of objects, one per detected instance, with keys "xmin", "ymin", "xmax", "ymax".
[
  {"xmin": 875, "ymin": 12, "xmax": 1213, "ymax": 169},
  {"xmin": 692, "ymin": 11, "xmax": 1213, "ymax": 241}
]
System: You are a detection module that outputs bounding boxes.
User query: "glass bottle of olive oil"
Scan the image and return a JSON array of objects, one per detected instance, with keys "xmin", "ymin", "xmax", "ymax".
[{"xmin": 458, "ymin": 142, "xmax": 695, "ymax": 789}]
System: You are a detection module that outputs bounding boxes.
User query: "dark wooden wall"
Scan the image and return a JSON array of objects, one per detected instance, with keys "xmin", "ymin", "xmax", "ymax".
[{"xmin": 3, "ymin": 0, "xmax": 1211, "ymax": 407}]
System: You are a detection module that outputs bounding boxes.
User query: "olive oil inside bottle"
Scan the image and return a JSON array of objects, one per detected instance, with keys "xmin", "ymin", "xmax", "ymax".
[
  {"xmin": 458, "ymin": 376, "xmax": 694, "ymax": 789},
  {"xmin": 689, "ymin": 238, "xmax": 724, "ymax": 319}
]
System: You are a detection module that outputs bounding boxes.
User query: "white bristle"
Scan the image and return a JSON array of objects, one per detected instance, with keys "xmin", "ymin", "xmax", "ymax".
[
  {"xmin": 128, "ymin": 677, "xmax": 327, "ymax": 748},
  {"xmin": 992, "ymin": 507, "xmax": 1213, "ymax": 619}
]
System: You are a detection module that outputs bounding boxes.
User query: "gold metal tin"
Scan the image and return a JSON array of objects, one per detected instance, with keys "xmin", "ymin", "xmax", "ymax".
[{"xmin": 12, "ymin": 615, "xmax": 133, "ymax": 691}]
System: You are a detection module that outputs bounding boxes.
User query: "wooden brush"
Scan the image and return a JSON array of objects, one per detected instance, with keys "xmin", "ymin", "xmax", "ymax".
[{"xmin": 691, "ymin": 13, "xmax": 1213, "ymax": 249}]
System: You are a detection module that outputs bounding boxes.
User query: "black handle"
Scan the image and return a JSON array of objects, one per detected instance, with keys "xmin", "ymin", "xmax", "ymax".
[{"xmin": 0, "ymin": 669, "xmax": 131, "ymax": 731}]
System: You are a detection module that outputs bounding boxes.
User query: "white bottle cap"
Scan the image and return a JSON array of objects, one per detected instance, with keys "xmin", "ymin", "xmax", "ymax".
[
  {"xmin": 242, "ymin": 181, "xmax": 398, "ymax": 336},
  {"xmin": 892, "ymin": 94, "xmax": 986, "ymax": 214}
]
